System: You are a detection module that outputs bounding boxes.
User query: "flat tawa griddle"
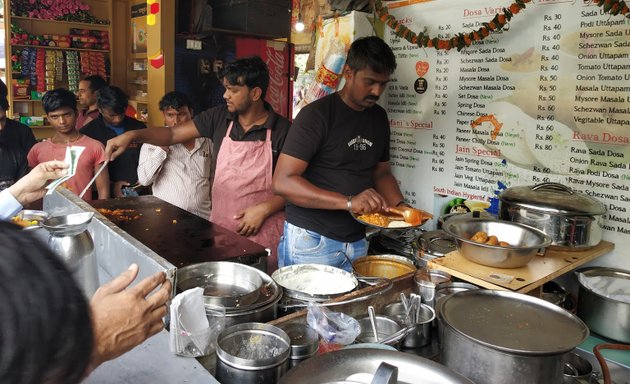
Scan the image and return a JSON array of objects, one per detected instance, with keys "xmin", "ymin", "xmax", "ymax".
[{"xmin": 90, "ymin": 196, "xmax": 267, "ymax": 268}]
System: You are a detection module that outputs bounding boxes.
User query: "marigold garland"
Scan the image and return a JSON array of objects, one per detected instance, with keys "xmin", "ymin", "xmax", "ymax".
[
  {"xmin": 593, "ymin": 0, "xmax": 630, "ymax": 17},
  {"xmin": 374, "ymin": 0, "xmax": 629, "ymax": 52}
]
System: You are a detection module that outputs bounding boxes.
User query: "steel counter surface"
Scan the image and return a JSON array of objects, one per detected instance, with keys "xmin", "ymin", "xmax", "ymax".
[{"xmin": 89, "ymin": 196, "xmax": 268, "ymax": 268}]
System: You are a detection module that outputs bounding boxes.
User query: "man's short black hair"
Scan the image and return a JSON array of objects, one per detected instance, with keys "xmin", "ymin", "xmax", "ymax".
[
  {"xmin": 82, "ymin": 75, "xmax": 107, "ymax": 93},
  {"xmin": 159, "ymin": 91, "xmax": 193, "ymax": 112},
  {"xmin": 42, "ymin": 88, "xmax": 78, "ymax": 114},
  {"xmin": 0, "ymin": 97, "xmax": 9, "ymax": 111},
  {"xmin": 221, "ymin": 56, "xmax": 270, "ymax": 99},
  {"xmin": 0, "ymin": 221, "xmax": 93, "ymax": 384},
  {"xmin": 97, "ymin": 86, "xmax": 129, "ymax": 115},
  {"xmin": 345, "ymin": 36, "xmax": 397, "ymax": 75}
]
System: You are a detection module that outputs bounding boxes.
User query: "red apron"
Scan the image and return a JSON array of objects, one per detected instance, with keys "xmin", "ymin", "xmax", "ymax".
[{"xmin": 210, "ymin": 121, "xmax": 285, "ymax": 272}]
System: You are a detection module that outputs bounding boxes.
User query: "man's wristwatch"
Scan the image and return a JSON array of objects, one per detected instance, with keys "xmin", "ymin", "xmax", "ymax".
[{"xmin": 347, "ymin": 195, "xmax": 353, "ymax": 212}]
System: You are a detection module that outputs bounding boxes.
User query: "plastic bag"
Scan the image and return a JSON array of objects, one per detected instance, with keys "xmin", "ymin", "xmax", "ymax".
[{"xmin": 306, "ymin": 302, "xmax": 360, "ymax": 345}]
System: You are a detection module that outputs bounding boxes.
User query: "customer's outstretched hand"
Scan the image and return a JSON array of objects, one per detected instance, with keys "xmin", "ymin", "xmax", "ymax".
[{"xmin": 89, "ymin": 264, "xmax": 172, "ymax": 368}]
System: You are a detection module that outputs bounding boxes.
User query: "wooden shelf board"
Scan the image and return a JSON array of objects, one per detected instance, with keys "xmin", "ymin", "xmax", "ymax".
[
  {"xmin": 12, "ymin": 44, "xmax": 109, "ymax": 53},
  {"xmin": 11, "ymin": 16, "xmax": 110, "ymax": 29},
  {"xmin": 13, "ymin": 99, "xmax": 42, "ymax": 102},
  {"xmin": 428, "ymin": 240, "xmax": 615, "ymax": 294}
]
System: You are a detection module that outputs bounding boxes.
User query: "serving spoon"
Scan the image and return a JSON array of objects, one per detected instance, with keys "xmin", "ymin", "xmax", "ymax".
[{"xmin": 387, "ymin": 206, "xmax": 431, "ymax": 226}]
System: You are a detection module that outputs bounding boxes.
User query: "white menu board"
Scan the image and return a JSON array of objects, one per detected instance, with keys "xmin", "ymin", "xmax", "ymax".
[{"xmin": 383, "ymin": 0, "xmax": 630, "ymax": 268}]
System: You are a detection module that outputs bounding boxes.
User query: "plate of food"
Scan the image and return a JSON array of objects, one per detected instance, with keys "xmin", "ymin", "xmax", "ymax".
[
  {"xmin": 11, "ymin": 210, "xmax": 49, "ymax": 228},
  {"xmin": 352, "ymin": 208, "xmax": 432, "ymax": 230}
]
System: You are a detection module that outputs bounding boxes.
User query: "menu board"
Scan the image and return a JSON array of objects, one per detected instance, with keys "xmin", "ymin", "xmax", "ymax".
[{"xmin": 383, "ymin": 0, "xmax": 630, "ymax": 267}]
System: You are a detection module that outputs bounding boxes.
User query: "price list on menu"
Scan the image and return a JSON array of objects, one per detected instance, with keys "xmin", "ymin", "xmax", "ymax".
[{"xmin": 383, "ymin": 0, "xmax": 630, "ymax": 235}]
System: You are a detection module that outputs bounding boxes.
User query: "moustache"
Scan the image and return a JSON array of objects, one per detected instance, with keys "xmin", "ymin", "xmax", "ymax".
[{"xmin": 365, "ymin": 96, "xmax": 379, "ymax": 102}]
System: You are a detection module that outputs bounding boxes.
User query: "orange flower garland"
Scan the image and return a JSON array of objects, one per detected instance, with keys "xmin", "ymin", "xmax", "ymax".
[{"xmin": 375, "ymin": 0, "xmax": 629, "ymax": 52}]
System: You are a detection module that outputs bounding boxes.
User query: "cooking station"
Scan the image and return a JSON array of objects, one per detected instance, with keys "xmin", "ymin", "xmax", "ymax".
[{"xmin": 89, "ymin": 195, "xmax": 269, "ymax": 270}]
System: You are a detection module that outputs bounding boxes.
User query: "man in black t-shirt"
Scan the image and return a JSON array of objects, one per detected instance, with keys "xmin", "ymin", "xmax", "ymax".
[
  {"xmin": 103, "ymin": 57, "xmax": 290, "ymax": 272},
  {"xmin": 272, "ymin": 36, "xmax": 407, "ymax": 271},
  {"xmin": 0, "ymin": 98, "xmax": 36, "ymax": 191},
  {"xmin": 82, "ymin": 86, "xmax": 146, "ymax": 197}
]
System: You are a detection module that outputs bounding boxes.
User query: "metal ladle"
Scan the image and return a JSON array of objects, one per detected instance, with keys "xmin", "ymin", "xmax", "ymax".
[
  {"xmin": 368, "ymin": 305, "xmax": 379, "ymax": 342},
  {"xmin": 387, "ymin": 206, "xmax": 430, "ymax": 226}
]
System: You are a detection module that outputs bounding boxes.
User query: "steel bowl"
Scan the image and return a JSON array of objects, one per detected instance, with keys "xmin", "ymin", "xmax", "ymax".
[
  {"xmin": 443, "ymin": 218, "xmax": 552, "ymax": 268},
  {"xmin": 352, "ymin": 254, "xmax": 416, "ymax": 279},
  {"xmin": 177, "ymin": 262, "xmax": 263, "ymax": 308}
]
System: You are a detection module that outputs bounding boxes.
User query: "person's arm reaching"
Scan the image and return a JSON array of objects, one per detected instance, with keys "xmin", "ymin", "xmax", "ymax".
[
  {"xmin": 88, "ymin": 263, "xmax": 171, "ymax": 369},
  {"xmin": 105, "ymin": 120, "xmax": 200, "ymax": 162},
  {"xmin": 234, "ymin": 195, "xmax": 286, "ymax": 236},
  {"xmin": 137, "ymin": 144, "xmax": 168, "ymax": 186},
  {"xmin": 272, "ymin": 153, "xmax": 385, "ymax": 214}
]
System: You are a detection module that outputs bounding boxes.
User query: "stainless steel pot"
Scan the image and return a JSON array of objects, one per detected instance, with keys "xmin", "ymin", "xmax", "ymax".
[
  {"xmin": 575, "ymin": 267, "xmax": 630, "ymax": 343},
  {"xmin": 437, "ymin": 290, "xmax": 589, "ymax": 384},
  {"xmin": 413, "ymin": 268, "xmax": 451, "ymax": 309},
  {"xmin": 356, "ymin": 315, "xmax": 402, "ymax": 345},
  {"xmin": 499, "ymin": 183, "xmax": 606, "ymax": 249},
  {"xmin": 177, "ymin": 262, "xmax": 263, "ymax": 308},
  {"xmin": 384, "ymin": 302, "xmax": 434, "ymax": 348},
  {"xmin": 176, "ymin": 262, "xmax": 282, "ymax": 328},
  {"xmin": 215, "ymin": 322, "xmax": 290, "ymax": 384}
]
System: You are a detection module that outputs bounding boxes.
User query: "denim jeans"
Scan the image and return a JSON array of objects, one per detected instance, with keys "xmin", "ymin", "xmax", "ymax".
[{"xmin": 277, "ymin": 221, "xmax": 368, "ymax": 272}]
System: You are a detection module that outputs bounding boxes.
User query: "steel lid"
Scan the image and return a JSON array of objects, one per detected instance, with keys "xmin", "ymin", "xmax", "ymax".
[
  {"xmin": 416, "ymin": 230, "xmax": 457, "ymax": 258},
  {"xmin": 499, "ymin": 183, "xmax": 606, "ymax": 216},
  {"xmin": 437, "ymin": 290, "xmax": 588, "ymax": 355},
  {"xmin": 280, "ymin": 322, "xmax": 319, "ymax": 358}
]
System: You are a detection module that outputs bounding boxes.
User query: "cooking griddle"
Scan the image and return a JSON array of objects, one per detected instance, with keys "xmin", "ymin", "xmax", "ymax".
[{"xmin": 90, "ymin": 196, "xmax": 267, "ymax": 268}]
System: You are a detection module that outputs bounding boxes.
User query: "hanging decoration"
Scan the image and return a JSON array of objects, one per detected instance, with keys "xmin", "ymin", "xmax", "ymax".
[
  {"xmin": 374, "ymin": 0, "xmax": 629, "ymax": 52},
  {"xmin": 149, "ymin": 51, "xmax": 164, "ymax": 69},
  {"xmin": 147, "ymin": 0, "xmax": 160, "ymax": 26},
  {"xmin": 592, "ymin": 0, "xmax": 630, "ymax": 17},
  {"xmin": 374, "ymin": 0, "xmax": 532, "ymax": 51}
]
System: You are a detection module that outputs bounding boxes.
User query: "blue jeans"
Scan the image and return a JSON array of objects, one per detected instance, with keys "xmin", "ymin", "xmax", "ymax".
[{"xmin": 277, "ymin": 221, "xmax": 368, "ymax": 272}]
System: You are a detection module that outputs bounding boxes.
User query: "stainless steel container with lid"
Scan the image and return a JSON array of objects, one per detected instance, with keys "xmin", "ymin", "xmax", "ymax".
[
  {"xmin": 575, "ymin": 267, "xmax": 630, "ymax": 343},
  {"xmin": 279, "ymin": 348, "xmax": 474, "ymax": 383},
  {"xmin": 437, "ymin": 290, "xmax": 589, "ymax": 384},
  {"xmin": 215, "ymin": 322, "xmax": 291, "ymax": 384},
  {"xmin": 279, "ymin": 322, "xmax": 319, "ymax": 368},
  {"xmin": 414, "ymin": 230, "xmax": 456, "ymax": 267},
  {"xmin": 499, "ymin": 182, "xmax": 606, "ymax": 249}
]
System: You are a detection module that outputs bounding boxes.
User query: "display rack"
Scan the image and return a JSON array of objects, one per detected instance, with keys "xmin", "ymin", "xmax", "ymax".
[{"xmin": 4, "ymin": 1, "xmax": 113, "ymax": 140}]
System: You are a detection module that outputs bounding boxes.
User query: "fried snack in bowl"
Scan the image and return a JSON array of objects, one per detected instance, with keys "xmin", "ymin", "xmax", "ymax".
[{"xmin": 443, "ymin": 219, "xmax": 552, "ymax": 268}]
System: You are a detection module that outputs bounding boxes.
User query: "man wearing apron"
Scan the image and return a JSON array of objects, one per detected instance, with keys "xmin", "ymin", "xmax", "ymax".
[{"xmin": 104, "ymin": 57, "xmax": 290, "ymax": 272}]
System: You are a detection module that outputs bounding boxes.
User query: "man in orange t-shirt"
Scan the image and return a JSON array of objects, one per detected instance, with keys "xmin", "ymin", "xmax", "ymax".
[{"xmin": 28, "ymin": 88, "xmax": 109, "ymax": 201}]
